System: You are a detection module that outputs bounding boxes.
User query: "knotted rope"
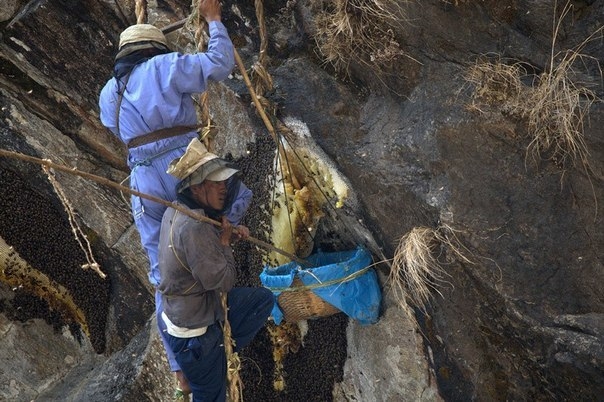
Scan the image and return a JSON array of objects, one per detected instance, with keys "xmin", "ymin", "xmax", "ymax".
[
  {"xmin": 221, "ymin": 292, "xmax": 244, "ymax": 402},
  {"xmin": 135, "ymin": 0, "xmax": 147, "ymax": 24},
  {"xmin": 193, "ymin": 0, "xmax": 216, "ymax": 150},
  {"xmin": 43, "ymin": 166, "xmax": 105, "ymax": 279},
  {"xmin": 251, "ymin": 0, "xmax": 273, "ymax": 98},
  {"xmin": 190, "ymin": 2, "xmax": 243, "ymax": 399}
]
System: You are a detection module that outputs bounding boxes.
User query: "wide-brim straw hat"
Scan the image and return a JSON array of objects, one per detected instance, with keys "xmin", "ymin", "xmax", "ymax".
[
  {"xmin": 115, "ymin": 24, "xmax": 169, "ymax": 59},
  {"xmin": 167, "ymin": 138, "xmax": 239, "ymax": 192}
]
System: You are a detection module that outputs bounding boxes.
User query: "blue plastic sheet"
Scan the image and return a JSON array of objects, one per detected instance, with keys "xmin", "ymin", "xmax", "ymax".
[{"xmin": 260, "ymin": 247, "xmax": 381, "ymax": 325}]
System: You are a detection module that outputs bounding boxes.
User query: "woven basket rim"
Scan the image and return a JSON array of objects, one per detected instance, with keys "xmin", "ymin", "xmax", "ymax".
[{"xmin": 277, "ymin": 278, "xmax": 340, "ymax": 322}]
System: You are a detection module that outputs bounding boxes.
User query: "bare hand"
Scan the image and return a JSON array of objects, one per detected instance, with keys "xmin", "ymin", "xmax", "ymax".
[
  {"xmin": 219, "ymin": 216, "xmax": 233, "ymax": 246},
  {"xmin": 199, "ymin": 0, "xmax": 222, "ymax": 23},
  {"xmin": 233, "ymin": 225, "xmax": 249, "ymax": 241}
]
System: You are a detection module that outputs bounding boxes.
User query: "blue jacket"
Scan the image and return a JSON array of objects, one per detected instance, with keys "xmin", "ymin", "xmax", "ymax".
[{"xmin": 99, "ymin": 21, "xmax": 235, "ymax": 160}]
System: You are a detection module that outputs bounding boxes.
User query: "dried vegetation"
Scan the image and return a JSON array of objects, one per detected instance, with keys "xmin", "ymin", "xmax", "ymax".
[
  {"xmin": 465, "ymin": 2, "xmax": 603, "ymax": 172},
  {"xmin": 312, "ymin": 0, "xmax": 410, "ymax": 79},
  {"xmin": 387, "ymin": 225, "xmax": 472, "ymax": 312}
]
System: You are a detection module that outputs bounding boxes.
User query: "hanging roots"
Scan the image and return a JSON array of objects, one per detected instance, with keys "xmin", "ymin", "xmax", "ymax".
[{"xmin": 389, "ymin": 224, "xmax": 472, "ymax": 311}]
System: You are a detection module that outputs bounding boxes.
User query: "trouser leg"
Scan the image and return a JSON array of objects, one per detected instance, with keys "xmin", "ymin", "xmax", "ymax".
[
  {"xmin": 131, "ymin": 185, "xmax": 181, "ymax": 372},
  {"xmin": 227, "ymin": 287, "xmax": 274, "ymax": 351},
  {"xmin": 156, "ymin": 290, "xmax": 181, "ymax": 371},
  {"xmin": 163, "ymin": 288, "xmax": 272, "ymax": 401},
  {"xmin": 166, "ymin": 324, "xmax": 227, "ymax": 402},
  {"xmin": 133, "ymin": 204, "xmax": 163, "ymax": 287}
]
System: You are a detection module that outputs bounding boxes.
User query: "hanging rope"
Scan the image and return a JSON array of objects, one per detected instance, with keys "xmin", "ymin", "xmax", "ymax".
[
  {"xmin": 221, "ymin": 292, "xmax": 244, "ymax": 402},
  {"xmin": 193, "ymin": 0, "xmax": 216, "ymax": 151},
  {"xmin": 251, "ymin": 0, "xmax": 273, "ymax": 98},
  {"xmin": 232, "ymin": 1, "xmax": 311, "ymax": 260},
  {"xmin": 233, "ymin": 49, "xmax": 306, "ymax": 254},
  {"xmin": 43, "ymin": 166, "xmax": 105, "ymax": 279},
  {"xmin": 233, "ymin": 50, "xmax": 301, "ymax": 190},
  {"xmin": 187, "ymin": 2, "xmax": 243, "ymax": 399},
  {"xmin": 135, "ymin": 0, "xmax": 147, "ymax": 24}
]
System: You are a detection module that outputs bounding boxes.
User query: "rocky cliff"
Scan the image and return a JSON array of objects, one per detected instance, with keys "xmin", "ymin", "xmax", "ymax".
[{"xmin": 1, "ymin": 0, "xmax": 602, "ymax": 401}]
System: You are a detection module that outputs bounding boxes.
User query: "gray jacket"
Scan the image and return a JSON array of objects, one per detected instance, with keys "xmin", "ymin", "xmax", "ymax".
[{"xmin": 157, "ymin": 204, "xmax": 236, "ymax": 329}]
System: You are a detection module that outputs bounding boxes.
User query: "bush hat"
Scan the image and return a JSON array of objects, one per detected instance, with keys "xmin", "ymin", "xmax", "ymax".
[
  {"xmin": 115, "ymin": 24, "xmax": 169, "ymax": 59},
  {"xmin": 167, "ymin": 138, "xmax": 239, "ymax": 193}
]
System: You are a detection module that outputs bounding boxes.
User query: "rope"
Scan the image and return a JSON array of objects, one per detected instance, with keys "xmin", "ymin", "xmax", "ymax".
[
  {"xmin": 266, "ymin": 266, "xmax": 372, "ymax": 293},
  {"xmin": 221, "ymin": 292, "xmax": 244, "ymax": 402},
  {"xmin": 252, "ymin": 0, "xmax": 273, "ymax": 97},
  {"xmin": 135, "ymin": 0, "xmax": 147, "ymax": 24},
  {"xmin": 233, "ymin": 50, "xmax": 301, "ymax": 191},
  {"xmin": 43, "ymin": 166, "xmax": 105, "ymax": 279},
  {"xmin": 194, "ymin": 0, "xmax": 215, "ymax": 150},
  {"xmin": 189, "ymin": 3, "xmax": 242, "ymax": 399}
]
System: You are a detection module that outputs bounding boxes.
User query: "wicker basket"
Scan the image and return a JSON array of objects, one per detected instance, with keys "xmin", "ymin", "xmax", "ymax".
[{"xmin": 277, "ymin": 277, "xmax": 341, "ymax": 322}]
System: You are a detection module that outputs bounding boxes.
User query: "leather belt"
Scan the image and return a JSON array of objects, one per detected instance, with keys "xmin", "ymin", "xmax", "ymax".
[{"xmin": 127, "ymin": 125, "xmax": 199, "ymax": 149}]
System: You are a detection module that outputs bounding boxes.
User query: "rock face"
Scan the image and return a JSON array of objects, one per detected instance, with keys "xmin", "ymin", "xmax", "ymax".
[{"xmin": 1, "ymin": 0, "xmax": 602, "ymax": 401}]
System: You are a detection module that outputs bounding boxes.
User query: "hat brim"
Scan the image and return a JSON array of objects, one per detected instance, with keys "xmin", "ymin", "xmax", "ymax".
[
  {"xmin": 177, "ymin": 159, "xmax": 239, "ymax": 193},
  {"xmin": 115, "ymin": 41, "xmax": 168, "ymax": 60},
  {"xmin": 205, "ymin": 167, "xmax": 239, "ymax": 182}
]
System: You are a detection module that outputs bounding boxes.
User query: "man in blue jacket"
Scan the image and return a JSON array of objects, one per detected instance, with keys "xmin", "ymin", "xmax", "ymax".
[{"xmin": 98, "ymin": 0, "xmax": 250, "ymax": 394}]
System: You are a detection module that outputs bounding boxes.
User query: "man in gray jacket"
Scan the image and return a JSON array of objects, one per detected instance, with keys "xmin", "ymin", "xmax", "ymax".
[{"xmin": 158, "ymin": 138, "xmax": 273, "ymax": 401}]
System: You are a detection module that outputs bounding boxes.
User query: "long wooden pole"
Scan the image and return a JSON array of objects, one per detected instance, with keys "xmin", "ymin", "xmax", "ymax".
[
  {"xmin": 160, "ymin": 19, "xmax": 301, "ymax": 189},
  {"xmin": 0, "ymin": 149, "xmax": 308, "ymax": 266},
  {"xmin": 232, "ymin": 49, "xmax": 302, "ymax": 190}
]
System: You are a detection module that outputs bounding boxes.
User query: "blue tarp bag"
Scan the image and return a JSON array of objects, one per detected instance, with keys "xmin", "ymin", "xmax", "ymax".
[{"xmin": 260, "ymin": 247, "xmax": 381, "ymax": 325}]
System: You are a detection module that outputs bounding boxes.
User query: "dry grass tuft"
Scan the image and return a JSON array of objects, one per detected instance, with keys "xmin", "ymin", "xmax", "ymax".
[
  {"xmin": 464, "ymin": 2, "xmax": 603, "ymax": 172},
  {"xmin": 522, "ymin": 55, "xmax": 598, "ymax": 170},
  {"xmin": 313, "ymin": 0, "xmax": 411, "ymax": 79},
  {"xmin": 388, "ymin": 225, "xmax": 471, "ymax": 312},
  {"xmin": 465, "ymin": 55, "xmax": 526, "ymax": 107},
  {"xmin": 519, "ymin": 2, "xmax": 602, "ymax": 170}
]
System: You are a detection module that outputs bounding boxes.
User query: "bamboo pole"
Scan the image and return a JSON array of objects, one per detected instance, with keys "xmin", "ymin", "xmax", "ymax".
[
  {"xmin": 161, "ymin": 18, "xmax": 187, "ymax": 35},
  {"xmin": 232, "ymin": 49, "xmax": 301, "ymax": 190},
  {"xmin": 160, "ymin": 19, "xmax": 301, "ymax": 189},
  {"xmin": 0, "ymin": 148, "xmax": 308, "ymax": 266}
]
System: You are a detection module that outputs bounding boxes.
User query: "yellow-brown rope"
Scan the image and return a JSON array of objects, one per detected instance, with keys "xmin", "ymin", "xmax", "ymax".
[
  {"xmin": 233, "ymin": 50, "xmax": 301, "ymax": 192},
  {"xmin": 42, "ymin": 166, "xmax": 105, "ymax": 279},
  {"xmin": 251, "ymin": 0, "xmax": 273, "ymax": 97},
  {"xmin": 194, "ymin": 0, "xmax": 215, "ymax": 151},
  {"xmin": 135, "ymin": 0, "xmax": 147, "ymax": 24},
  {"xmin": 189, "ymin": 2, "xmax": 242, "ymax": 399},
  {"xmin": 221, "ymin": 292, "xmax": 244, "ymax": 402}
]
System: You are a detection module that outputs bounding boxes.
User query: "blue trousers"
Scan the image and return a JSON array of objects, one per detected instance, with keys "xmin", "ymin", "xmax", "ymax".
[
  {"xmin": 164, "ymin": 287, "xmax": 274, "ymax": 402},
  {"xmin": 130, "ymin": 143, "xmax": 191, "ymax": 371}
]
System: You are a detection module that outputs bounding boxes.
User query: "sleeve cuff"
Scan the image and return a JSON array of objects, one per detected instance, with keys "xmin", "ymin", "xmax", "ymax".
[{"xmin": 208, "ymin": 20, "xmax": 227, "ymax": 34}]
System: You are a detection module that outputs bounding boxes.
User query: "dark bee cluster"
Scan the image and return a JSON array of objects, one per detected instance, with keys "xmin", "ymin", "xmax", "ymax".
[
  {"xmin": 0, "ymin": 167, "xmax": 110, "ymax": 353},
  {"xmin": 228, "ymin": 134, "xmax": 349, "ymax": 401}
]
